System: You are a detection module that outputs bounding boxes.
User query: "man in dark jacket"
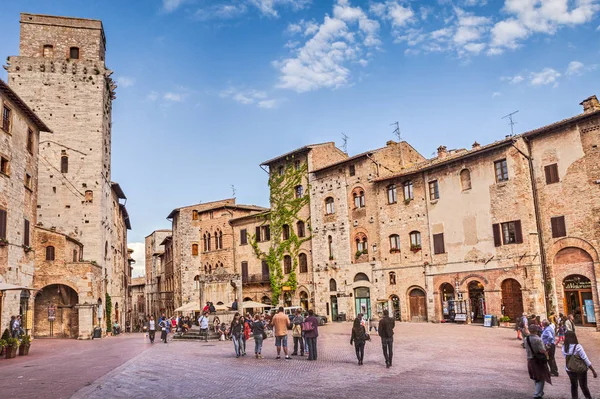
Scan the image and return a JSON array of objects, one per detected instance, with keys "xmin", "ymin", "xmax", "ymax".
[{"xmin": 378, "ymin": 310, "xmax": 395, "ymax": 368}]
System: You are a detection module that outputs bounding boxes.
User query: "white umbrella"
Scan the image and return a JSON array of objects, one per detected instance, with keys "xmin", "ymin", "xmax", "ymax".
[
  {"xmin": 242, "ymin": 300, "xmax": 271, "ymax": 309},
  {"xmin": 174, "ymin": 302, "xmax": 200, "ymax": 312}
]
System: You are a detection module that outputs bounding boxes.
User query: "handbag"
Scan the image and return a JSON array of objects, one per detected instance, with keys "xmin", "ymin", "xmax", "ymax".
[
  {"xmin": 566, "ymin": 345, "xmax": 588, "ymax": 373},
  {"xmin": 262, "ymin": 331, "xmax": 268, "ymax": 339},
  {"xmin": 301, "ymin": 321, "xmax": 314, "ymax": 332},
  {"xmin": 526, "ymin": 337, "xmax": 547, "ymax": 363}
]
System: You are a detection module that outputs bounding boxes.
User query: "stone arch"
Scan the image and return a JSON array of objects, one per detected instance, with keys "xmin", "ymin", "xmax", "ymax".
[
  {"xmin": 407, "ymin": 286, "xmax": 427, "ymax": 322},
  {"xmin": 354, "ymin": 272, "xmax": 369, "ymax": 283},
  {"xmin": 548, "ymin": 237, "xmax": 599, "ymax": 265},
  {"xmin": 34, "ymin": 283, "xmax": 79, "ymax": 338}
]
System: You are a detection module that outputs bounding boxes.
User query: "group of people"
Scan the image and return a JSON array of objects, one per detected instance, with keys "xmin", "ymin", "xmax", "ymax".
[
  {"xmin": 8, "ymin": 315, "xmax": 24, "ymax": 338},
  {"xmin": 520, "ymin": 312, "xmax": 597, "ymax": 399}
]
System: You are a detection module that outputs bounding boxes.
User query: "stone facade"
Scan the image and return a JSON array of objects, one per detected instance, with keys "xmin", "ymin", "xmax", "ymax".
[
  {"xmin": 0, "ymin": 79, "xmax": 49, "ymax": 335},
  {"xmin": 5, "ymin": 13, "xmax": 131, "ymax": 335},
  {"xmin": 144, "ymin": 229, "xmax": 171, "ymax": 318},
  {"xmin": 129, "ymin": 277, "xmax": 145, "ymax": 331}
]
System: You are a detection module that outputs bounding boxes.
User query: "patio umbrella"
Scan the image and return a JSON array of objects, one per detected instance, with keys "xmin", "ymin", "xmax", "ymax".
[
  {"xmin": 174, "ymin": 302, "xmax": 200, "ymax": 312},
  {"xmin": 242, "ymin": 300, "xmax": 271, "ymax": 309}
]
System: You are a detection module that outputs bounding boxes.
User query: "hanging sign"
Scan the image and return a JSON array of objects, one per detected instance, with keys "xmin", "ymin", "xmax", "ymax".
[
  {"xmin": 563, "ymin": 276, "xmax": 591, "ymax": 290},
  {"xmin": 48, "ymin": 306, "xmax": 56, "ymax": 321}
]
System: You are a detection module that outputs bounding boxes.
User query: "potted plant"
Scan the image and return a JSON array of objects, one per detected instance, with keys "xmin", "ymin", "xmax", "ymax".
[
  {"xmin": 0, "ymin": 339, "xmax": 6, "ymax": 356},
  {"xmin": 410, "ymin": 244, "xmax": 421, "ymax": 252},
  {"xmin": 5, "ymin": 337, "xmax": 19, "ymax": 359},
  {"xmin": 355, "ymin": 250, "xmax": 362, "ymax": 259},
  {"xmin": 499, "ymin": 315, "xmax": 511, "ymax": 327},
  {"xmin": 23, "ymin": 245, "xmax": 33, "ymax": 253},
  {"xmin": 0, "ymin": 238, "xmax": 8, "ymax": 247},
  {"xmin": 389, "ymin": 248, "xmax": 400, "ymax": 254},
  {"xmin": 18, "ymin": 335, "xmax": 31, "ymax": 356}
]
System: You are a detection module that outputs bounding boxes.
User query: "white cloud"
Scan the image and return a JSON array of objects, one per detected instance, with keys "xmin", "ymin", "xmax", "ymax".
[
  {"xmin": 164, "ymin": 92, "xmax": 183, "ymax": 102},
  {"xmin": 258, "ymin": 99, "xmax": 283, "ymax": 109},
  {"xmin": 529, "ymin": 67, "xmax": 561, "ymax": 86},
  {"xmin": 162, "ymin": 0, "xmax": 184, "ymax": 13},
  {"xmin": 501, "ymin": 74, "xmax": 524, "ymax": 84},
  {"xmin": 492, "ymin": 91, "xmax": 501, "ymax": 98},
  {"xmin": 115, "ymin": 76, "xmax": 135, "ymax": 88},
  {"xmin": 249, "ymin": 0, "xmax": 312, "ymax": 18},
  {"xmin": 128, "ymin": 242, "xmax": 146, "ymax": 278},
  {"xmin": 194, "ymin": 3, "xmax": 248, "ymax": 20},
  {"xmin": 146, "ymin": 91, "xmax": 159, "ymax": 101},
  {"xmin": 565, "ymin": 60, "xmax": 585, "ymax": 76},
  {"xmin": 220, "ymin": 87, "xmax": 282, "ymax": 109}
]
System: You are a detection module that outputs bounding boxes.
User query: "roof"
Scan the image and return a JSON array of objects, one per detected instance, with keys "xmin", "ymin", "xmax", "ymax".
[
  {"xmin": 130, "ymin": 277, "xmax": 145, "ymax": 287},
  {"xmin": 260, "ymin": 142, "xmax": 336, "ymax": 166},
  {"xmin": 521, "ymin": 108, "xmax": 600, "ymax": 139},
  {"xmin": 229, "ymin": 210, "xmax": 271, "ymax": 225},
  {"xmin": 119, "ymin": 204, "xmax": 132, "ymax": 230},
  {"xmin": 166, "ymin": 200, "xmax": 268, "ymax": 220},
  {"xmin": 167, "ymin": 198, "xmax": 236, "ymax": 219},
  {"xmin": 0, "ymin": 79, "xmax": 52, "ymax": 132},
  {"xmin": 145, "ymin": 229, "xmax": 172, "ymax": 238},
  {"xmin": 159, "ymin": 236, "xmax": 172, "ymax": 246},
  {"xmin": 111, "ymin": 182, "xmax": 127, "ymax": 200},
  {"xmin": 312, "ymin": 146, "xmax": 386, "ymax": 173}
]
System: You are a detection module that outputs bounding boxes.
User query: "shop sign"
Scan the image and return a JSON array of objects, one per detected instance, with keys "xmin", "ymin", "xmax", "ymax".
[
  {"xmin": 454, "ymin": 314, "xmax": 467, "ymax": 322},
  {"xmin": 564, "ymin": 276, "xmax": 591, "ymax": 290},
  {"xmin": 48, "ymin": 306, "xmax": 56, "ymax": 321}
]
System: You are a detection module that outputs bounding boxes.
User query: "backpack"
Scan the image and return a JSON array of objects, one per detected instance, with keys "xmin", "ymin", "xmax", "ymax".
[
  {"xmin": 301, "ymin": 321, "xmax": 314, "ymax": 333},
  {"xmin": 292, "ymin": 324, "xmax": 302, "ymax": 337},
  {"xmin": 209, "ymin": 304, "xmax": 216, "ymax": 313}
]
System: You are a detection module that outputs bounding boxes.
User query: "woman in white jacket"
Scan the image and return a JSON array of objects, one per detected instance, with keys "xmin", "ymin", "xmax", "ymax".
[{"xmin": 562, "ymin": 331, "xmax": 597, "ymax": 399}]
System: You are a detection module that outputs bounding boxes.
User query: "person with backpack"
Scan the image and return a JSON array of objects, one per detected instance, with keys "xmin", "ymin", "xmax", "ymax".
[
  {"xmin": 304, "ymin": 309, "xmax": 319, "ymax": 361},
  {"xmin": 525, "ymin": 325, "xmax": 551, "ymax": 399},
  {"xmin": 291, "ymin": 308, "xmax": 304, "ymax": 356},
  {"xmin": 158, "ymin": 317, "xmax": 169, "ymax": 344},
  {"xmin": 350, "ymin": 313, "xmax": 369, "ymax": 365},
  {"xmin": 562, "ymin": 331, "xmax": 597, "ymax": 399}
]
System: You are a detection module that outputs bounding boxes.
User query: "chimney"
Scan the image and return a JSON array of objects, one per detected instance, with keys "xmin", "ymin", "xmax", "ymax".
[
  {"xmin": 472, "ymin": 141, "xmax": 480, "ymax": 149},
  {"xmin": 580, "ymin": 95, "xmax": 600, "ymax": 114},
  {"xmin": 437, "ymin": 145, "xmax": 448, "ymax": 159},
  {"xmin": 386, "ymin": 140, "xmax": 396, "ymax": 147}
]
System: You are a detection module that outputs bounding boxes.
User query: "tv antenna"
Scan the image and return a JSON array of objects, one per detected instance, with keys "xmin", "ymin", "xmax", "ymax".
[
  {"xmin": 231, "ymin": 185, "xmax": 236, "ymax": 198},
  {"xmin": 341, "ymin": 133, "xmax": 349, "ymax": 154},
  {"xmin": 501, "ymin": 110, "xmax": 519, "ymax": 136},
  {"xmin": 390, "ymin": 121, "xmax": 401, "ymax": 141}
]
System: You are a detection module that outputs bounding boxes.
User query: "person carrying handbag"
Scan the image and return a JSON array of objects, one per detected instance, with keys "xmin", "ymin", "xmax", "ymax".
[
  {"xmin": 291, "ymin": 308, "xmax": 304, "ymax": 356},
  {"xmin": 562, "ymin": 331, "xmax": 597, "ymax": 399},
  {"xmin": 525, "ymin": 325, "xmax": 552, "ymax": 399},
  {"xmin": 350, "ymin": 313, "xmax": 370, "ymax": 365}
]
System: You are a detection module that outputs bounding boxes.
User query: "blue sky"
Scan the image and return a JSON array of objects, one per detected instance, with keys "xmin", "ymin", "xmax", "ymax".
[{"xmin": 0, "ymin": 0, "xmax": 599, "ymax": 275}]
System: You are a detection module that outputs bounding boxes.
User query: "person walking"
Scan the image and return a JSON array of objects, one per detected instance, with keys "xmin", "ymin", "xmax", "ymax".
[
  {"xmin": 350, "ymin": 313, "xmax": 369, "ymax": 365},
  {"xmin": 158, "ymin": 317, "xmax": 169, "ymax": 344},
  {"xmin": 198, "ymin": 311, "xmax": 209, "ymax": 342},
  {"xmin": 557, "ymin": 314, "xmax": 566, "ymax": 347},
  {"xmin": 562, "ymin": 331, "xmax": 597, "ymax": 399},
  {"xmin": 147, "ymin": 316, "xmax": 156, "ymax": 344},
  {"xmin": 565, "ymin": 314, "xmax": 576, "ymax": 333},
  {"xmin": 252, "ymin": 314, "xmax": 265, "ymax": 359},
  {"xmin": 520, "ymin": 312, "xmax": 530, "ymax": 348},
  {"xmin": 525, "ymin": 325, "xmax": 552, "ymax": 399},
  {"xmin": 541, "ymin": 319, "xmax": 559, "ymax": 377},
  {"xmin": 291, "ymin": 308, "xmax": 304, "ymax": 356},
  {"xmin": 304, "ymin": 309, "xmax": 319, "ymax": 361},
  {"xmin": 271, "ymin": 306, "xmax": 291, "ymax": 360},
  {"xmin": 379, "ymin": 309, "xmax": 395, "ymax": 368},
  {"xmin": 230, "ymin": 313, "xmax": 244, "ymax": 358}
]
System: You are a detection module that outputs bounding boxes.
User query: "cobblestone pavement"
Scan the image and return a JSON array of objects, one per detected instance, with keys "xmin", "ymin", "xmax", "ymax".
[{"xmin": 2, "ymin": 323, "xmax": 600, "ymax": 399}]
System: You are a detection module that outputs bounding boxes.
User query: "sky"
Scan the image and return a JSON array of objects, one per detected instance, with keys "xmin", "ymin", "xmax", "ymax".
[{"xmin": 0, "ymin": 0, "xmax": 599, "ymax": 276}]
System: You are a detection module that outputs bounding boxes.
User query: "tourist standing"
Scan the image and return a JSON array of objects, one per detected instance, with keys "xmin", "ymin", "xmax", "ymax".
[
  {"xmin": 304, "ymin": 309, "xmax": 319, "ymax": 361},
  {"xmin": 291, "ymin": 308, "xmax": 304, "ymax": 356},
  {"xmin": 525, "ymin": 325, "xmax": 552, "ymax": 399},
  {"xmin": 565, "ymin": 314, "xmax": 576, "ymax": 333},
  {"xmin": 378, "ymin": 309, "xmax": 395, "ymax": 368},
  {"xmin": 198, "ymin": 311, "xmax": 209, "ymax": 342},
  {"xmin": 541, "ymin": 320, "xmax": 559, "ymax": 376},
  {"xmin": 562, "ymin": 331, "xmax": 597, "ymax": 399},
  {"xmin": 556, "ymin": 314, "xmax": 566, "ymax": 347},
  {"xmin": 520, "ymin": 312, "xmax": 530, "ymax": 347},
  {"xmin": 147, "ymin": 316, "xmax": 156, "ymax": 343},
  {"xmin": 230, "ymin": 313, "xmax": 244, "ymax": 358},
  {"xmin": 271, "ymin": 306, "xmax": 291, "ymax": 360},
  {"xmin": 159, "ymin": 317, "xmax": 169, "ymax": 344},
  {"xmin": 350, "ymin": 313, "xmax": 369, "ymax": 365},
  {"xmin": 231, "ymin": 298, "xmax": 238, "ymax": 311},
  {"xmin": 252, "ymin": 314, "xmax": 265, "ymax": 359}
]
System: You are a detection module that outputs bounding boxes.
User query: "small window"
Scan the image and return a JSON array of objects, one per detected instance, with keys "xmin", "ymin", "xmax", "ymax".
[
  {"xmin": 85, "ymin": 190, "xmax": 93, "ymax": 203},
  {"xmin": 409, "ymin": 231, "xmax": 421, "ymax": 250},
  {"xmin": 283, "ymin": 255, "xmax": 292, "ymax": 274},
  {"xmin": 295, "ymin": 185, "xmax": 303, "ymax": 198},
  {"xmin": 428, "ymin": 180, "xmax": 439, "ymax": 200},
  {"xmin": 257, "ymin": 225, "xmax": 271, "ymax": 242},
  {"xmin": 2, "ymin": 106, "xmax": 11, "ymax": 133},
  {"xmin": 297, "ymin": 221, "xmax": 305, "ymax": 238},
  {"xmin": 282, "ymin": 224, "xmax": 290, "ymax": 240},
  {"xmin": 493, "ymin": 220, "xmax": 523, "ymax": 246},
  {"xmin": 241, "ymin": 262, "xmax": 249, "ymax": 281},
  {"xmin": 494, "ymin": 159, "xmax": 508, "ymax": 182},
  {"xmin": 433, "ymin": 233, "xmax": 445, "ymax": 254},
  {"xmin": 389, "ymin": 272, "xmax": 396, "ymax": 285},
  {"xmin": 349, "ymin": 165, "xmax": 356, "ymax": 176},
  {"xmin": 299, "ymin": 253, "xmax": 308, "ymax": 273},
  {"xmin": 460, "ymin": 169, "xmax": 471, "ymax": 191},
  {"xmin": 43, "ymin": 44, "xmax": 54, "ymax": 58},
  {"xmin": 27, "ymin": 129, "xmax": 34, "ymax": 154},
  {"xmin": 328, "ymin": 235, "xmax": 334, "ymax": 259},
  {"xmin": 544, "ymin": 164, "xmax": 559, "ymax": 185},
  {"xmin": 23, "ymin": 219, "xmax": 30, "ymax": 247},
  {"xmin": 61, "ymin": 156, "xmax": 68, "ymax": 173},
  {"xmin": 194, "ymin": 275, "xmax": 201, "ymax": 289},
  {"xmin": 294, "ymin": 160, "xmax": 301, "ymax": 170},
  {"xmin": 0, "ymin": 157, "xmax": 9, "ymax": 175},
  {"xmin": 24, "ymin": 173, "xmax": 32, "ymax": 190},
  {"xmin": 356, "ymin": 235, "xmax": 368, "ymax": 253},
  {"xmin": 240, "ymin": 229, "xmax": 248, "ymax": 245},
  {"xmin": 329, "ymin": 278, "xmax": 337, "ymax": 291},
  {"xmin": 389, "ymin": 234, "xmax": 400, "ymax": 252},
  {"xmin": 353, "ymin": 191, "xmax": 365, "ymax": 208},
  {"xmin": 46, "ymin": 246, "xmax": 55, "ymax": 261},
  {"xmin": 277, "ymin": 166, "xmax": 284, "ymax": 176},
  {"xmin": 69, "ymin": 47, "xmax": 80, "ymax": 59},
  {"xmin": 0, "ymin": 209, "xmax": 6, "ymax": 240},
  {"xmin": 192, "ymin": 210, "xmax": 199, "ymax": 220},
  {"xmin": 387, "ymin": 184, "xmax": 397, "ymax": 204},
  {"xmin": 551, "ymin": 216, "xmax": 566, "ymax": 238},
  {"xmin": 403, "ymin": 181, "xmax": 414, "ymax": 201},
  {"xmin": 192, "ymin": 244, "xmax": 199, "ymax": 256},
  {"xmin": 73, "ymin": 249, "xmax": 78, "ymax": 262},
  {"xmin": 325, "ymin": 197, "xmax": 335, "ymax": 215}
]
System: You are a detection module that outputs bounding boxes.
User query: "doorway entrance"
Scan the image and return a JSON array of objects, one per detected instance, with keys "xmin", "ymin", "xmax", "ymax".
[
  {"xmin": 501, "ymin": 279, "xmax": 523, "ymax": 323},
  {"xmin": 409, "ymin": 288, "xmax": 427, "ymax": 321},
  {"xmin": 440, "ymin": 283, "xmax": 455, "ymax": 320},
  {"xmin": 564, "ymin": 275, "xmax": 596, "ymax": 326},
  {"xmin": 390, "ymin": 295, "xmax": 401, "ymax": 320},
  {"xmin": 468, "ymin": 280, "xmax": 485, "ymax": 323},
  {"xmin": 34, "ymin": 284, "xmax": 79, "ymax": 338},
  {"xmin": 354, "ymin": 287, "xmax": 371, "ymax": 320},
  {"xmin": 299, "ymin": 291, "xmax": 309, "ymax": 310},
  {"xmin": 330, "ymin": 296, "xmax": 338, "ymax": 321}
]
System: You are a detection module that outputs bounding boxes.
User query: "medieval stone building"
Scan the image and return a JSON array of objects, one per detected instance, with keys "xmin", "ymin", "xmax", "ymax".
[{"xmin": 144, "ymin": 229, "xmax": 171, "ymax": 318}]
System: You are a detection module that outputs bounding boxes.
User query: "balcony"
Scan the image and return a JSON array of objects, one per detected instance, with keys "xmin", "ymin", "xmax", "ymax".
[{"xmin": 242, "ymin": 274, "xmax": 270, "ymax": 284}]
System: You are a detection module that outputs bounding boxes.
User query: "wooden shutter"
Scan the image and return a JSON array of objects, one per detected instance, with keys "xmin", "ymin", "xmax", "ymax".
[
  {"xmin": 544, "ymin": 164, "xmax": 559, "ymax": 184},
  {"xmin": 265, "ymin": 225, "xmax": 271, "ymax": 241},
  {"xmin": 433, "ymin": 233, "xmax": 445, "ymax": 254},
  {"xmin": 0, "ymin": 209, "xmax": 6, "ymax": 240},
  {"xmin": 514, "ymin": 220, "xmax": 523, "ymax": 244},
  {"xmin": 255, "ymin": 226, "xmax": 261, "ymax": 242},
  {"xmin": 240, "ymin": 229, "xmax": 247, "ymax": 245},
  {"xmin": 551, "ymin": 216, "xmax": 566, "ymax": 238},
  {"xmin": 492, "ymin": 223, "xmax": 501, "ymax": 247},
  {"xmin": 241, "ymin": 262, "xmax": 248, "ymax": 280},
  {"xmin": 23, "ymin": 219, "xmax": 30, "ymax": 246}
]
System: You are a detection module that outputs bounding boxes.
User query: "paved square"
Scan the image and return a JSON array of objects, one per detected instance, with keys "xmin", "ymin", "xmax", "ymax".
[{"xmin": 1, "ymin": 323, "xmax": 598, "ymax": 398}]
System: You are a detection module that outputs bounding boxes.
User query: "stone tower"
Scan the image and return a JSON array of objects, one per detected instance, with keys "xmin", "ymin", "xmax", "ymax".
[{"xmin": 5, "ymin": 13, "xmax": 130, "ymax": 328}]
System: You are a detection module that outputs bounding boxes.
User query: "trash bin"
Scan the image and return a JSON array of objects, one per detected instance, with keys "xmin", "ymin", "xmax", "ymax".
[
  {"xmin": 93, "ymin": 326, "xmax": 102, "ymax": 339},
  {"xmin": 338, "ymin": 313, "xmax": 346, "ymax": 322},
  {"xmin": 491, "ymin": 315, "xmax": 498, "ymax": 328}
]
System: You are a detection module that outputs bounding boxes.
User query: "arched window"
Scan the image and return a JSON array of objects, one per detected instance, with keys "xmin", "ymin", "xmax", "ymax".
[
  {"xmin": 389, "ymin": 234, "xmax": 400, "ymax": 252},
  {"xmin": 355, "ymin": 233, "xmax": 368, "ymax": 254},
  {"xmin": 203, "ymin": 233, "xmax": 208, "ymax": 251},
  {"xmin": 328, "ymin": 235, "xmax": 334, "ymax": 259},
  {"xmin": 329, "ymin": 278, "xmax": 337, "ymax": 292},
  {"xmin": 297, "ymin": 221, "xmax": 305, "ymax": 237},
  {"xmin": 61, "ymin": 156, "xmax": 68, "ymax": 173},
  {"xmin": 46, "ymin": 246, "xmax": 55, "ymax": 261},
  {"xmin": 207, "ymin": 234, "xmax": 211, "ymax": 251},
  {"xmin": 354, "ymin": 272, "xmax": 369, "ymax": 282},
  {"xmin": 72, "ymin": 249, "xmax": 78, "ymax": 262},
  {"xmin": 295, "ymin": 185, "xmax": 303, "ymax": 198},
  {"xmin": 460, "ymin": 169, "xmax": 472, "ymax": 191},
  {"xmin": 353, "ymin": 190, "xmax": 365, "ymax": 208},
  {"xmin": 204, "ymin": 264, "xmax": 208, "ymax": 274},
  {"xmin": 69, "ymin": 47, "xmax": 80, "ymax": 59},
  {"xmin": 282, "ymin": 224, "xmax": 290, "ymax": 240},
  {"xmin": 192, "ymin": 244, "xmax": 198, "ymax": 256},
  {"xmin": 299, "ymin": 253, "xmax": 308, "ymax": 273},
  {"xmin": 403, "ymin": 181, "xmax": 414, "ymax": 200},
  {"xmin": 389, "ymin": 272, "xmax": 396, "ymax": 285},
  {"xmin": 283, "ymin": 255, "xmax": 292, "ymax": 274},
  {"xmin": 410, "ymin": 231, "xmax": 422, "ymax": 250},
  {"xmin": 208, "ymin": 264, "xmax": 212, "ymax": 274},
  {"xmin": 387, "ymin": 184, "xmax": 397, "ymax": 204},
  {"xmin": 194, "ymin": 275, "xmax": 200, "ymax": 289},
  {"xmin": 215, "ymin": 230, "xmax": 222, "ymax": 250},
  {"xmin": 325, "ymin": 197, "xmax": 335, "ymax": 215}
]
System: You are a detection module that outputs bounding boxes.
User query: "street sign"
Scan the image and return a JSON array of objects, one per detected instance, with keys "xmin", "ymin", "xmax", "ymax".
[{"xmin": 48, "ymin": 306, "xmax": 56, "ymax": 321}]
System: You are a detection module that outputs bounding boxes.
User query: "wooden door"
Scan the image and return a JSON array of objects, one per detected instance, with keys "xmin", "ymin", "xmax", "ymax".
[
  {"xmin": 501, "ymin": 279, "xmax": 523, "ymax": 322},
  {"xmin": 409, "ymin": 289, "xmax": 427, "ymax": 321}
]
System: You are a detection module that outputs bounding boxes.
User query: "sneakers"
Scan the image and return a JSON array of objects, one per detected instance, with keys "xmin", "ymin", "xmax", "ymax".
[
  {"xmin": 285, "ymin": 356, "xmax": 291, "ymax": 360},
  {"xmin": 276, "ymin": 356, "xmax": 281, "ymax": 359},
  {"xmin": 258, "ymin": 354, "xmax": 263, "ymax": 359},
  {"xmin": 291, "ymin": 352, "xmax": 298, "ymax": 356}
]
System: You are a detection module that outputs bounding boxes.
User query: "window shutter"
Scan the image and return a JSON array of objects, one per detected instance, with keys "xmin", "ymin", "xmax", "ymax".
[
  {"xmin": 544, "ymin": 164, "xmax": 559, "ymax": 184},
  {"xmin": 0, "ymin": 209, "xmax": 6, "ymax": 240},
  {"xmin": 265, "ymin": 226, "xmax": 271, "ymax": 241},
  {"xmin": 24, "ymin": 219, "xmax": 30, "ymax": 246},
  {"xmin": 492, "ymin": 224, "xmax": 501, "ymax": 247},
  {"xmin": 514, "ymin": 220, "xmax": 523, "ymax": 244},
  {"xmin": 551, "ymin": 216, "xmax": 566, "ymax": 238},
  {"xmin": 544, "ymin": 165, "xmax": 552, "ymax": 184},
  {"xmin": 240, "ymin": 229, "xmax": 247, "ymax": 245},
  {"xmin": 255, "ymin": 226, "xmax": 261, "ymax": 242},
  {"xmin": 433, "ymin": 233, "xmax": 445, "ymax": 254}
]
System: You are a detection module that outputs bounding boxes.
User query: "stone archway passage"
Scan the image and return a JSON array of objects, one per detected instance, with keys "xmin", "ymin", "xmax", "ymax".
[
  {"xmin": 299, "ymin": 291, "xmax": 309, "ymax": 310},
  {"xmin": 501, "ymin": 279, "xmax": 524, "ymax": 323},
  {"xmin": 409, "ymin": 288, "xmax": 427, "ymax": 322},
  {"xmin": 563, "ymin": 274, "xmax": 595, "ymax": 326},
  {"xmin": 34, "ymin": 284, "xmax": 79, "ymax": 338},
  {"xmin": 440, "ymin": 283, "xmax": 455, "ymax": 320},
  {"xmin": 468, "ymin": 281, "xmax": 485, "ymax": 323}
]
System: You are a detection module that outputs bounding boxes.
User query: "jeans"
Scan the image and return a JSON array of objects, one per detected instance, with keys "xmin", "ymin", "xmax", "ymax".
[
  {"xmin": 547, "ymin": 344, "xmax": 558, "ymax": 375},
  {"xmin": 160, "ymin": 330, "xmax": 167, "ymax": 343},
  {"xmin": 200, "ymin": 328, "xmax": 208, "ymax": 342},
  {"xmin": 232, "ymin": 335, "xmax": 242, "ymax": 356},
  {"xmin": 254, "ymin": 335, "xmax": 264, "ymax": 354},
  {"xmin": 354, "ymin": 341, "xmax": 365, "ymax": 362},
  {"xmin": 148, "ymin": 330, "xmax": 155, "ymax": 343},
  {"xmin": 567, "ymin": 371, "xmax": 592, "ymax": 399},
  {"xmin": 306, "ymin": 337, "xmax": 317, "ymax": 360},
  {"xmin": 240, "ymin": 336, "xmax": 246, "ymax": 354},
  {"xmin": 293, "ymin": 336, "xmax": 304, "ymax": 355},
  {"xmin": 381, "ymin": 337, "xmax": 393, "ymax": 365},
  {"xmin": 534, "ymin": 380, "xmax": 545, "ymax": 398}
]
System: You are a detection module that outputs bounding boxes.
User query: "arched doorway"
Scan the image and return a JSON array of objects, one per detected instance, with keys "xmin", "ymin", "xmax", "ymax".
[
  {"xmin": 261, "ymin": 295, "xmax": 271, "ymax": 306},
  {"xmin": 440, "ymin": 283, "xmax": 455, "ymax": 321},
  {"xmin": 390, "ymin": 295, "xmax": 401, "ymax": 320},
  {"xmin": 409, "ymin": 288, "xmax": 427, "ymax": 322},
  {"xmin": 299, "ymin": 291, "xmax": 309, "ymax": 310},
  {"xmin": 468, "ymin": 280, "xmax": 485, "ymax": 323},
  {"xmin": 501, "ymin": 279, "xmax": 523, "ymax": 322},
  {"xmin": 563, "ymin": 275, "xmax": 595, "ymax": 326},
  {"xmin": 354, "ymin": 287, "xmax": 371, "ymax": 319},
  {"xmin": 34, "ymin": 284, "xmax": 79, "ymax": 338},
  {"xmin": 283, "ymin": 291, "xmax": 292, "ymax": 307}
]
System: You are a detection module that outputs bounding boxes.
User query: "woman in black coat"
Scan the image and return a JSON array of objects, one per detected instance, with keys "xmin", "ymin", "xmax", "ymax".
[{"xmin": 350, "ymin": 313, "xmax": 369, "ymax": 365}]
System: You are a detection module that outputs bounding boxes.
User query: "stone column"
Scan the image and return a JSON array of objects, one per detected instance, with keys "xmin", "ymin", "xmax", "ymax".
[{"xmin": 77, "ymin": 305, "xmax": 94, "ymax": 340}]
